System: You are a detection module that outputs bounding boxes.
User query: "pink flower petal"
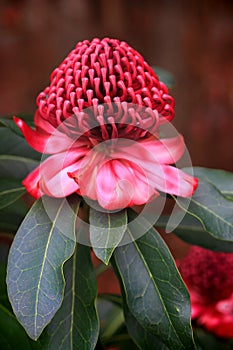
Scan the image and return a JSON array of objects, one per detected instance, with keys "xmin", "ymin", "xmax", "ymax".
[
  {"xmin": 34, "ymin": 110, "xmax": 57, "ymax": 134},
  {"xmin": 138, "ymin": 134, "xmax": 185, "ymax": 164},
  {"xmin": 147, "ymin": 164, "xmax": 198, "ymax": 197},
  {"xmin": 70, "ymin": 151, "xmax": 106, "ymax": 201},
  {"xmin": 198, "ymin": 302, "xmax": 233, "ymax": 338},
  {"xmin": 110, "ymin": 159, "xmax": 156, "ymax": 205},
  {"xmin": 14, "ymin": 117, "xmax": 76, "ymax": 154},
  {"xmin": 40, "ymin": 165, "xmax": 79, "ymax": 197},
  {"xmin": 112, "ymin": 134, "xmax": 185, "ymax": 167},
  {"xmin": 22, "ymin": 166, "xmax": 42, "ymax": 198},
  {"xmin": 23, "ymin": 148, "xmax": 87, "ymax": 198},
  {"xmin": 96, "ymin": 160, "xmax": 133, "ymax": 210},
  {"xmin": 39, "ymin": 149, "xmax": 87, "ymax": 197},
  {"xmin": 95, "ymin": 159, "xmax": 157, "ymax": 210},
  {"xmin": 112, "ymin": 141, "xmax": 198, "ymax": 197}
]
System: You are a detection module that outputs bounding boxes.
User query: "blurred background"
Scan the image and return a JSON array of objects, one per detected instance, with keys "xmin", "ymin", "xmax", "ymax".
[
  {"xmin": 0, "ymin": 0, "xmax": 233, "ymax": 315},
  {"xmin": 0, "ymin": 0, "xmax": 232, "ymax": 171}
]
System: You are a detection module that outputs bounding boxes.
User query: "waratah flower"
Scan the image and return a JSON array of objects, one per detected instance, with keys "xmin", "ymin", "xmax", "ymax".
[
  {"xmin": 178, "ymin": 246, "xmax": 233, "ymax": 339},
  {"xmin": 14, "ymin": 37, "xmax": 198, "ymax": 210}
]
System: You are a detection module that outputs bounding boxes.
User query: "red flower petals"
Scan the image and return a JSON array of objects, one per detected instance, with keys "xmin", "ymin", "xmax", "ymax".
[
  {"xmin": 179, "ymin": 246, "xmax": 233, "ymax": 338},
  {"xmin": 36, "ymin": 38, "xmax": 174, "ymax": 132},
  {"xmin": 14, "ymin": 37, "xmax": 198, "ymax": 210}
]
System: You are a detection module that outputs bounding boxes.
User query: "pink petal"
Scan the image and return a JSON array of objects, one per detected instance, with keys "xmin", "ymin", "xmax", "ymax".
[
  {"xmin": 39, "ymin": 149, "xmax": 87, "ymax": 197},
  {"xmin": 138, "ymin": 134, "xmax": 185, "ymax": 164},
  {"xmin": 22, "ymin": 166, "xmax": 42, "ymax": 198},
  {"xmin": 95, "ymin": 159, "xmax": 157, "ymax": 210},
  {"xmin": 147, "ymin": 164, "xmax": 198, "ymax": 197},
  {"xmin": 69, "ymin": 151, "xmax": 106, "ymax": 201},
  {"xmin": 34, "ymin": 110, "xmax": 57, "ymax": 134},
  {"xmin": 198, "ymin": 303, "xmax": 233, "ymax": 338},
  {"xmin": 111, "ymin": 141, "xmax": 198, "ymax": 197},
  {"xmin": 95, "ymin": 161, "xmax": 118, "ymax": 205},
  {"xmin": 112, "ymin": 134, "xmax": 185, "ymax": 166},
  {"xmin": 40, "ymin": 165, "xmax": 79, "ymax": 197},
  {"xmin": 96, "ymin": 160, "xmax": 133, "ymax": 210},
  {"xmin": 23, "ymin": 148, "xmax": 87, "ymax": 198},
  {"xmin": 14, "ymin": 117, "xmax": 75, "ymax": 154},
  {"xmin": 110, "ymin": 159, "xmax": 156, "ymax": 205}
]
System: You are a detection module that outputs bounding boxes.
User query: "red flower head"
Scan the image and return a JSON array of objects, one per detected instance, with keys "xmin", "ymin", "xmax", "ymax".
[
  {"xmin": 14, "ymin": 38, "xmax": 197, "ymax": 210},
  {"xmin": 179, "ymin": 246, "xmax": 233, "ymax": 339}
]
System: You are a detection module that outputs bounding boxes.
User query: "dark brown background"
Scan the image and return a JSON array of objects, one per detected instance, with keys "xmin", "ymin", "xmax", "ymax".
[{"xmin": 0, "ymin": 0, "xmax": 233, "ymax": 170}]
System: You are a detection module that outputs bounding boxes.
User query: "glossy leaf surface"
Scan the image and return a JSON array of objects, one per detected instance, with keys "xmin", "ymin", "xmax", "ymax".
[
  {"xmin": 7, "ymin": 197, "xmax": 80, "ymax": 339},
  {"xmin": 113, "ymin": 210, "xmax": 195, "ymax": 350},
  {"xmin": 44, "ymin": 244, "xmax": 99, "ymax": 350},
  {"xmin": 90, "ymin": 208, "xmax": 127, "ymax": 265}
]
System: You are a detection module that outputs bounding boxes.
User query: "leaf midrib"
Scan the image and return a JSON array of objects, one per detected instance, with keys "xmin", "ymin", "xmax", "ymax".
[
  {"xmin": 0, "ymin": 155, "xmax": 39, "ymax": 163},
  {"xmin": 104, "ymin": 214, "xmax": 111, "ymax": 263},
  {"xmin": 0, "ymin": 187, "xmax": 25, "ymax": 196},
  {"xmin": 70, "ymin": 249, "xmax": 76, "ymax": 350},
  {"xmin": 191, "ymin": 197, "xmax": 233, "ymax": 228},
  {"xmin": 34, "ymin": 199, "xmax": 66, "ymax": 338},
  {"xmin": 126, "ymin": 228, "xmax": 186, "ymax": 350}
]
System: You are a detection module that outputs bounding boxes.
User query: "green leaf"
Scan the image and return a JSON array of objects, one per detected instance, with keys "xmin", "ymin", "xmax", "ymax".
[
  {"xmin": 97, "ymin": 298, "xmax": 124, "ymax": 342},
  {"xmin": 0, "ymin": 263, "xmax": 12, "ymax": 310},
  {"xmin": 104, "ymin": 334, "xmax": 139, "ymax": 350},
  {"xmin": 0, "ymin": 304, "xmax": 32, "ymax": 350},
  {"xmin": 0, "ymin": 155, "xmax": 39, "ymax": 179},
  {"xmin": 113, "ymin": 210, "xmax": 195, "ymax": 350},
  {"xmin": 0, "ymin": 262, "xmax": 7, "ymax": 295},
  {"xmin": 6, "ymin": 196, "xmax": 80, "ymax": 340},
  {"xmin": 0, "ymin": 178, "xmax": 25, "ymax": 210},
  {"xmin": 102, "ymin": 287, "xmax": 169, "ymax": 349},
  {"xmin": 152, "ymin": 66, "xmax": 175, "ymax": 89},
  {"xmin": 177, "ymin": 177, "xmax": 233, "ymax": 241},
  {"xmin": 194, "ymin": 327, "xmax": 232, "ymax": 350},
  {"xmin": 0, "ymin": 117, "xmax": 34, "ymax": 137},
  {"xmin": 124, "ymin": 303, "xmax": 169, "ymax": 350},
  {"xmin": 0, "ymin": 199, "xmax": 31, "ymax": 233},
  {"xmin": 98, "ymin": 293, "xmax": 123, "ymax": 307},
  {"xmin": 156, "ymin": 214, "xmax": 233, "ymax": 252},
  {"xmin": 89, "ymin": 208, "xmax": 127, "ymax": 265},
  {"xmin": 0, "ymin": 232, "xmax": 13, "ymax": 264},
  {"xmin": 44, "ymin": 244, "xmax": 99, "ymax": 350},
  {"xmin": 192, "ymin": 167, "xmax": 233, "ymax": 199},
  {"xmin": 0, "ymin": 127, "xmax": 40, "ymax": 160},
  {"xmin": 0, "ymin": 233, "xmax": 12, "ymax": 307}
]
